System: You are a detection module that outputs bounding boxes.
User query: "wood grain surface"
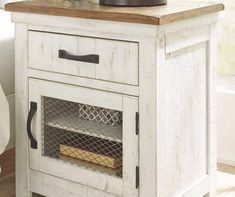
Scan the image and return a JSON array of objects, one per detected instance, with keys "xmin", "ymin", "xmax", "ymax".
[
  {"xmin": 0, "ymin": 149, "xmax": 233, "ymax": 197},
  {"xmin": 59, "ymin": 144, "xmax": 119, "ymax": 169},
  {"xmin": 5, "ymin": 0, "xmax": 224, "ymax": 25}
]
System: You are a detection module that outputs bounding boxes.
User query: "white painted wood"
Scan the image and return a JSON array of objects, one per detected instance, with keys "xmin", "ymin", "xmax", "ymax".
[
  {"xmin": 11, "ymin": 13, "xmax": 157, "ymax": 39},
  {"xmin": 29, "ymin": 169, "xmax": 121, "ymax": 197},
  {"xmin": 27, "ymin": 68, "xmax": 139, "ymax": 97},
  {"xmin": 29, "ymin": 170, "xmax": 88, "ymax": 197},
  {"xmin": 28, "ymin": 31, "xmax": 139, "ymax": 85},
  {"xmin": 28, "ymin": 78, "xmax": 138, "ymax": 196},
  {"xmin": 206, "ymin": 22, "xmax": 217, "ymax": 197},
  {"xmin": 178, "ymin": 176, "xmax": 209, "ymax": 197},
  {"xmin": 28, "ymin": 79, "xmax": 123, "ymax": 196},
  {"xmin": 156, "ymin": 42, "xmax": 208, "ymax": 197},
  {"xmin": 165, "ymin": 25, "xmax": 209, "ymax": 54},
  {"xmin": 155, "ymin": 34, "xmax": 166, "ymax": 197},
  {"xmin": 29, "ymin": 78, "xmax": 123, "ymax": 111},
  {"xmin": 10, "ymin": 10, "xmax": 220, "ymax": 197},
  {"xmin": 138, "ymin": 37, "xmax": 157, "ymax": 197},
  {"xmin": 33, "ymin": 155, "xmax": 123, "ymax": 195},
  {"xmin": 14, "ymin": 23, "xmax": 31, "ymax": 197},
  {"xmin": 27, "ymin": 24, "xmax": 145, "ymax": 43},
  {"xmin": 122, "ymin": 96, "xmax": 138, "ymax": 197},
  {"xmin": 87, "ymin": 188, "xmax": 121, "ymax": 197}
]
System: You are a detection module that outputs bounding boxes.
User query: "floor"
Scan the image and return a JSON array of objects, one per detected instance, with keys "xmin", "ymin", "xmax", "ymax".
[
  {"xmin": 1, "ymin": 150, "xmax": 235, "ymax": 196},
  {"xmin": 217, "ymin": 163, "xmax": 235, "ymax": 197},
  {"xmin": 0, "ymin": 175, "xmax": 42, "ymax": 197}
]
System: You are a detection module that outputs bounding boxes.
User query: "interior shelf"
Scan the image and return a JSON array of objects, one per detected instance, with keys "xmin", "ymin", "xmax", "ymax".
[{"xmin": 45, "ymin": 116, "xmax": 122, "ymax": 143}]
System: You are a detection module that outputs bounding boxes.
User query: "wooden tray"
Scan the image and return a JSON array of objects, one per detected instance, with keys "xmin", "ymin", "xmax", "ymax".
[{"xmin": 60, "ymin": 144, "xmax": 119, "ymax": 169}]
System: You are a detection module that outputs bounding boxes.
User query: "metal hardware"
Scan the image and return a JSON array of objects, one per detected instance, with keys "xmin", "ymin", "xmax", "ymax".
[
  {"xmin": 136, "ymin": 112, "xmax": 139, "ymax": 135},
  {"xmin": 136, "ymin": 166, "xmax": 139, "ymax": 189},
  {"xmin": 27, "ymin": 102, "xmax": 38, "ymax": 149},
  {"xmin": 58, "ymin": 49, "xmax": 99, "ymax": 64},
  {"xmin": 100, "ymin": 0, "xmax": 167, "ymax": 7}
]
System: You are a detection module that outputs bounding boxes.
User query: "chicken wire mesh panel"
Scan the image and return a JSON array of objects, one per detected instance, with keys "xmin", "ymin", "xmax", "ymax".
[{"xmin": 41, "ymin": 96, "xmax": 123, "ymax": 177}]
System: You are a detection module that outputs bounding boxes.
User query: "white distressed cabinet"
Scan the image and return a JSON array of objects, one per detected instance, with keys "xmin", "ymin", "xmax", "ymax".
[{"xmin": 6, "ymin": 1, "xmax": 223, "ymax": 197}]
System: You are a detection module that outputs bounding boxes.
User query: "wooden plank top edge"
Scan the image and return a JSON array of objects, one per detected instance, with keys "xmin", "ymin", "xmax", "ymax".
[
  {"xmin": 5, "ymin": 1, "xmax": 224, "ymax": 25},
  {"xmin": 159, "ymin": 3, "xmax": 224, "ymax": 25}
]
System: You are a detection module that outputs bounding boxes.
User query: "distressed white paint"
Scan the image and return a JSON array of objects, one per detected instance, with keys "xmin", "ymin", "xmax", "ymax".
[
  {"xmin": 138, "ymin": 36, "xmax": 157, "ymax": 197},
  {"xmin": 28, "ymin": 31, "xmax": 139, "ymax": 85},
  {"xmin": 15, "ymin": 23, "xmax": 31, "ymax": 197},
  {"xmin": 11, "ymin": 11, "xmax": 219, "ymax": 197},
  {"xmin": 27, "ymin": 68, "xmax": 139, "ymax": 96},
  {"xmin": 29, "ymin": 170, "xmax": 121, "ymax": 197},
  {"xmin": 156, "ymin": 42, "xmax": 208, "ymax": 197},
  {"xmin": 28, "ymin": 78, "xmax": 138, "ymax": 197},
  {"xmin": 165, "ymin": 25, "xmax": 209, "ymax": 53},
  {"xmin": 207, "ymin": 22, "xmax": 217, "ymax": 197},
  {"xmin": 12, "ymin": 12, "xmax": 157, "ymax": 39}
]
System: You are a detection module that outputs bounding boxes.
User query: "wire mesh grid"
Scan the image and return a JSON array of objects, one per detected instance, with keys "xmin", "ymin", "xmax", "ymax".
[{"xmin": 41, "ymin": 96, "xmax": 123, "ymax": 177}]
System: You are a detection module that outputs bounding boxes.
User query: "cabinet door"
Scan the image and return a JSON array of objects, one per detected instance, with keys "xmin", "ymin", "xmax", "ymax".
[{"xmin": 28, "ymin": 78, "xmax": 138, "ymax": 197}]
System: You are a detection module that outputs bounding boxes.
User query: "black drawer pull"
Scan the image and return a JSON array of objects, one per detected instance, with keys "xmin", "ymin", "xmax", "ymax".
[
  {"xmin": 59, "ymin": 49, "xmax": 99, "ymax": 64},
  {"xmin": 27, "ymin": 102, "xmax": 38, "ymax": 149}
]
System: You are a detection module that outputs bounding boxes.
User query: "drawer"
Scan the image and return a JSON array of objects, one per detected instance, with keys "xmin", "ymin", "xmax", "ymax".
[{"xmin": 28, "ymin": 31, "xmax": 139, "ymax": 85}]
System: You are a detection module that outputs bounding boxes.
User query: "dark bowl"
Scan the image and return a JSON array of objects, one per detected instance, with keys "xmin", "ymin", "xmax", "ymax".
[{"xmin": 100, "ymin": 0, "xmax": 167, "ymax": 6}]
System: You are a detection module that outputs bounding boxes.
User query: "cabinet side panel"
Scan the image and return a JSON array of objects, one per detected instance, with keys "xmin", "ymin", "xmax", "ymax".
[{"xmin": 157, "ymin": 42, "xmax": 208, "ymax": 196}]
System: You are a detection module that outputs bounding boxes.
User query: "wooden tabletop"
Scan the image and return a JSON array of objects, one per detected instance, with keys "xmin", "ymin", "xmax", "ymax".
[{"xmin": 5, "ymin": 0, "xmax": 224, "ymax": 25}]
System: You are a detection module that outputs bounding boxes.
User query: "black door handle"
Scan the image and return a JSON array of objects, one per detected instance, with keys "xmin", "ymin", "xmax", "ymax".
[
  {"xmin": 58, "ymin": 49, "xmax": 99, "ymax": 64},
  {"xmin": 27, "ymin": 102, "xmax": 38, "ymax": 149}
]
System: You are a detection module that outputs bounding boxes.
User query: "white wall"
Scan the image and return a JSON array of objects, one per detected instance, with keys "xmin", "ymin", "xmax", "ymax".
[
  {"xmin": 0, "ymin": 9, "xmax": 15, "ymax": 150},
  {"xmin": 217, "ymin": 0, "xmax": 235, "ymax": 75},
  {"xmin": 216, "ymin": 0, "xmax": 235, "ymax": 165},
  {"xmin": 217, "ymin": 77, "xmax": 235, "ymax": 165}
]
